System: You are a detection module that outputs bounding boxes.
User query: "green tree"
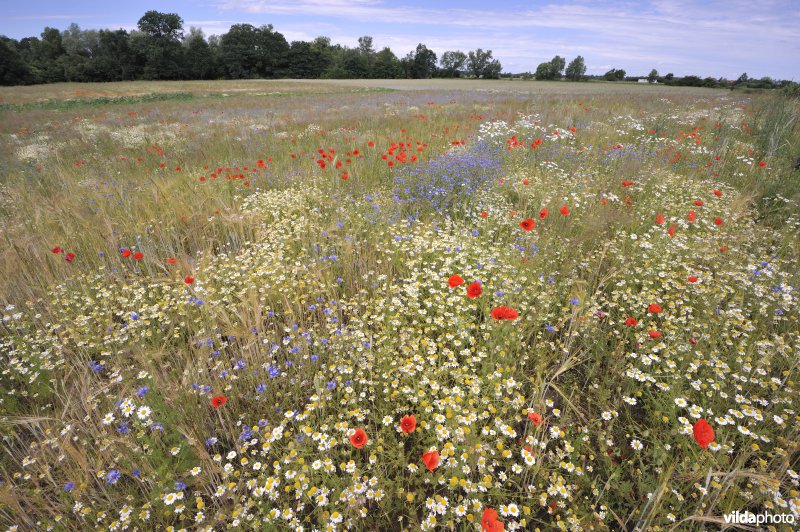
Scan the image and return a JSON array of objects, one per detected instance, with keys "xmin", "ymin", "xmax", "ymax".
[
  {"xmin": 439, "ymin": 50, "xmax": 466, "ymax": 78},
  {"xmin": 647, "ymin": 68, "xmax": 659, "ymax": 83},
  {"xmin": 549, "ymin": 55, "xmax": 565, "ymax": 79},
  {"xmin": 373, "ymin": 47, "xmax": 401, "ymax": 78},
  {"xmin": 466, "ymin": 49, "xmax": 501, "ymax": 79},
  {"xmin": 534, "ymin": 61, "xmax": 552, "ymax": 80},
  {"xmin": 133, "ymin": 11, "xmax": 185, "ymax": 79},
  {"xmin": 0, "ymin": 37, "xmax": 31, "ymax": 85},
  {"xmin": 565, "ymin": 55, "xmax": 586, "ymax": 81},
  {"xmin": 287, "ymin": 41, "xmax": 328, "ymax": 78},
  {"xmin": 219, "ymin": 24, "xmax": 261, "ymax": 78},
  {"xmin": 183, "ymin": 27, "xmax": 216, "ymax": 79},
  {"xmin": 410, "ymin": 43, "xmax": 437, "ymax": 78}
]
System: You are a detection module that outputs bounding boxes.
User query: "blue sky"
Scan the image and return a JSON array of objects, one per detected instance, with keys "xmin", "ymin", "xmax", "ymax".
[{"xmin": 3, "ymin": 0, "xmax": 799, "ymax": 79}]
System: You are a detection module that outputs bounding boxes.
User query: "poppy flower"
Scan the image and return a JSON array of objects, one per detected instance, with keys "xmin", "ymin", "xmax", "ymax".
[
  {"xmin": 668, "ymin": 224, "xmax": 677, "ymax": 237},
  {"xmin": 527, "ymin": 412, "xmax": 542, "ymax": 425},
  {"xmin": 687, "ymin": 210, "xmax": 696, "ymax": 222},
  {"xmin": 758, "ymin": 161, "xmax": 767, "ymax": 167},
  {"xmin": 211, "ymin": 395, "xmax": 227, "ymax": 408},
  {"xmin": 720, "ymin": 246, "xmax": 729, "ymax": 252},
  {"xmin": 622, "ymin": 180, "xmax": 635, "ymax": 187},
  {"xmin": 481, "ymin": 211, "xmax": 488, "ymax": 218},
  {"xmin": 648, "ymin": 303, "xmax": 662, "ymax": 314},
  {"xmin": 467, "ymin": 282, "xmax": 482, "ymax": 299},
  {"xmin": 693, "ymin": 418, "xmax": 715, "ymax": 449},
  {"xmin": 481, "ymin": 507, "xmax": 504, "ymax": 532},
  {"xmin": 714, "ymin": 218, "xmax": 723, "ymax": 226},
  {"xmin": 121, "ymin": 249, "xmax": 132, "ymax": 258},
  {"xmin": 560, "ymin": 205, "xmax": 570, "ymax": 216},
  {"xmin": 65, "ymin": 253, "xmax": 75, "ymax": 263},
  {"xmin": 349, "ymin": 428, "xmax": 368, "ymax": 449},
  {"xmin": 693, "ymin": 199, "xmax": 704, "ymax": 207},
  {"xmin": 539, "ymin": 208, "xmax": 549, "ymax": 219},
  {"xmin": 133, "ymin": 252, "xmax": 144, "ymax": 260},
  {"xmin": 184, "ymin": 276, "xmax": 195, "ymax": 284},
  {"xmin": 491, "ymin": 306, "xmax": 518, "ymax": 321},
  {"xmin": 625, "ymin": 317, "xmax": 638, "ymax": 327},
  {"xmin": 167, "ymin": 257, "xmax": 177, "ymax": 264},
  {"xmin": 713, "ymin": 189, "xmax": 722, "ymax": 197},
  {"xmin": 688, "ymin": 336, "xmax": 698, "ymax": 345},
  {"xmin": 687, "ymin": 276, "xmax": 698, "ymax": 283},
  {"xmin": 648, "ymin": 330, "xmax": 662, "ymax": 339},
  {"xmin": 655, "ymin": 213, "xmax": 665, "ymax": 225},
  {"xmin": 448, "ymin": 274, "xmax": 464, "ymax": 288},
  {"xmin": 421, "ymin": 450, "xmax": 440, "ymax": 472},
  {"xmin": 400, "ymin": 415, "xmax": 416, "ymax": 434},
  {"xmin": 520, "ymin": 218, "xmax": 535, "ymax": 231},
  {"xmin": 522, "ymin": 178, "xmax": 529, "ymax": 185},
  {"xmin": 51, "ymin": 246, "xmax": 63, "ymax": 254}
]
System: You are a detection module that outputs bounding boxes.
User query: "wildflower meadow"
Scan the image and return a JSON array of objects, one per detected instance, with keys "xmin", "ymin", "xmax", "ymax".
[{"xmin": 1, "ymin": 80, "xmax": 799, "ymax": 531}]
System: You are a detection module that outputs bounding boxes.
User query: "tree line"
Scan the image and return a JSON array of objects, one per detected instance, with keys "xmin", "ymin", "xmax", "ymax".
[
  {"xmin": 0, "ymin": 11, "xmax": 505, "ymax": 85},
  {"xmin": 0, "ymin": 10, "xmax": 794, "ymax": 89}
]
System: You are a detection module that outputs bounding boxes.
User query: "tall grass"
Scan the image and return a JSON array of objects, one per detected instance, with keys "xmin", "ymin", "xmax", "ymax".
[{"xmin": 1, "ymin": 80, "xmax": 798, "ymax": 530}]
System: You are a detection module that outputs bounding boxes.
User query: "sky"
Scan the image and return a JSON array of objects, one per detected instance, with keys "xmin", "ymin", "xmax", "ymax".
[{"xmin": 2, "ymin": 0, "xmax": 799, "ymax": 79}]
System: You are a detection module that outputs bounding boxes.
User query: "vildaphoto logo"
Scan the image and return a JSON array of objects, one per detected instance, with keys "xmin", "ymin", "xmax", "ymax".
[{"xmin": 723, "ymin": 510, "xmax": 796, "ymax": 525}]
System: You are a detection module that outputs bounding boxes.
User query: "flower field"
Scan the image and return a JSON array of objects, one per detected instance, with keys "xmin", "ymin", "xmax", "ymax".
[{"xmin": 1, "ymin": 80, "xmax": 799, "ymax": 530}]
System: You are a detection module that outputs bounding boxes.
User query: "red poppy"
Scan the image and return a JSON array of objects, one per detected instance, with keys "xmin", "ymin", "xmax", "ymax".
[
  {"xmin": 625, "ymin": 317, "xmax": 638, "ymax": 327},
  {"xmin": 560, "ymin": 205, "xmax": 570, "ymax": 216},
  {"xmin": 520, "ymin": 218, "xmax": 535, "ymax": 231},
  {"xmin": 622, "ymin": 180, "xmax": 635, "ymax": 187},
  {"xmin": 527, "ymin": 412, "xmax": 542, "ymax": 425},
  {"xmin": 167, "ymin": 257, "xmax": 177, "ymax": 264},
  {"xmin": 668, "ymin": 224, "xmax": 677, "ymax": 237},
  {"xmin": 758, "ymin": 161, "xmax": 767, "ymax": 167},
  {"xmin": 713, "ymin": 189, "xmax": 722, "ymax": 197},
  {"xmin": 539, "ymin": 208, "xmax": 548, "ymax": 219},
  {"xmin": 448, "ymin": 274, "xmax": 464, "ymax": 288},
  {"xmin": 693, "ymin": 199, "xmax": 704, "ymax": 207},
  {"xmin": 481, "ymin": 211, "xmax": 488, "ymax": 218},
  {"xmin": 693, "ymin": 419, "xmax": 715, "ymax": 449},
  {"xmin": 349, "ymin": 428, "xmax": 368, "ymax": 449},
  {"xmin": 687, "ymin": 276, "xmax": 698, "ymax": 283},
  {"xmin": 211, "ymin": 395, "xmax": 227, "ymax": 408},
  {"xmin": 421, "ymin": 450, "xmax": 440, "ymax": 472},
  {"xmin": 522, "ymin": 178, "xmax": 529, "ymax": 185},
  {"xmin": 648, "ymin": 303, "xmax": 662, "ymax": 314},
  {"xmin": 481, "ymin": 507, "xmax": 504, "ymax": 532},
  {"xmin": 467, "ymin": 282, "xmax": 482, "ymax": 299},
  {"xmin": 655, "ymin": 213, "xmax": 665, "ymax": 225},
  {"xmin": 688, "ymin": 336, "xmax": 698, "ymax": 345},
  {"xmin": 65, "ymin": 252, "xmax": 75, "ymax": 263},
  {"xmin": 184, "ymin": 276, "xmax": 195, "ymax": 284},
  {"xmin": 714, "ymin": 218, "xmax": 723, "ymax": 226},
  {"xmin": 687, "ymin": 210, "xmax": 696, "ymax": 222},
  {"xmin": 491, "ymin": 306, "xmax": 518, "ymax": 321},
  {"xmin": 51, "ymin": 246, "xmax": 63, "ymax": 254},
  {"xmin": 720, "ymin": 245, "xmax": 729, "ymax": 252},
  {"xmin": 648, "ymin": 330, "xmax": 662, "ymax": 339},
  {"xmin": 133, "ymin": 252, "xmax": 144, "ymax": 260},
  {"xmin": 121, "ymin": 249, "xmax": 132, "ymax": 258},
  {"xmin": 400, "ymin": 415, "xmax": 416, "ymax": 434}
]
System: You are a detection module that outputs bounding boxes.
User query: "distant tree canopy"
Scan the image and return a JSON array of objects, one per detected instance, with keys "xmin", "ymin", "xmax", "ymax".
[{"xmin": 0, "ymin": 12, "xmax": 788, "ymax": 86}]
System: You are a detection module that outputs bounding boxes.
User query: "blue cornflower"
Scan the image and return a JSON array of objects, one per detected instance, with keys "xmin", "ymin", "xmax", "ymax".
[
  {"xmin": 105, "ymin": 470, "xmax": 121, "ymax": 485},
  {"xmin": 136, "ymin": 386, "xmax": 148, "ymax": 398},
  {"xmin": 256, "ymin": 383, "xmax": 266, "ymax": 393},
  {"xmin": 326, "ymin": 380, "xmax": 336, "ymax": 390},
  {"xmin": 64, "ymin": 482, "xmax": 74, "ymax": 492}
]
